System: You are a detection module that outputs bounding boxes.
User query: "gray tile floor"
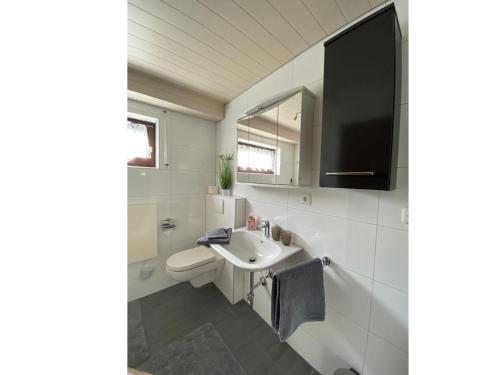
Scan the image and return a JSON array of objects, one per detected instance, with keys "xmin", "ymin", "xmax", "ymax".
[{"xmin": 133, "ymin": 282, "xmax": 319, "ymax": 375}]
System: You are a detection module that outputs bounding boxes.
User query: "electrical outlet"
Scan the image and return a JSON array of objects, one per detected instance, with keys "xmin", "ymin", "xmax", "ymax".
[
  {"xmin": 401, "ymin": 208, "xmax": 409, "ymax": 224},
  {"xmin": 300, "ymin": 193, "xmax": 312, "ymax": 205}
]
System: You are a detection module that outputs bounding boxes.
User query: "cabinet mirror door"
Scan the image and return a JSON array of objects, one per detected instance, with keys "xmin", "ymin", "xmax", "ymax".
[
  {"xmin": 276, "ymin": 91, "xmax": 302, "ymax": 185},
  {"xmin": 237, "ymin": 105, "xmax": 279, "ymax": 184}
]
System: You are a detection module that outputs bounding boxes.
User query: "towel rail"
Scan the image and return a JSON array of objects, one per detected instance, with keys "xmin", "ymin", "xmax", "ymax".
[{"xmin": 321, "ymin": 256, "xmax": 331, "ymax": 267}]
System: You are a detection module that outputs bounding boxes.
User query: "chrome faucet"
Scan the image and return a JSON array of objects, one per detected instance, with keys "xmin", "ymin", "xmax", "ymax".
[{"xmin": 257, "ymin": 220, "xmax": 270, "ymax": 238}]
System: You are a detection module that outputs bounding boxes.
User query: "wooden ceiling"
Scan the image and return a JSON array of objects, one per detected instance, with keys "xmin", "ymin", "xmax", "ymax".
[{"xmin": 127, "ymin": 0, "xmax": 386, "ymax": 104}]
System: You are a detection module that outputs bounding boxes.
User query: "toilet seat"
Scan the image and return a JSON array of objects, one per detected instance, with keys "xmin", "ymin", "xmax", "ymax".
[{"xmin": 166, "ymin": 246, "xmax": 216, "ymax": 272}]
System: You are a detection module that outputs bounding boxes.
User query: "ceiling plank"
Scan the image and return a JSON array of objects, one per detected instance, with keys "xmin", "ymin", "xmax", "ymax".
[
  {"xmin": 335, "ymin": 0, "xmax": 372, "ymax": 22},
  {"xmin": 161, "ymin": 0, "xmax": 281, "ymax": 71},
  {"xmin": 128, "ymin": 51, "xmax": 234, "ymax": 102},
  {"xmin": 199, "ymin": 0, "xmax": 293, "ymax": 64},
  {"xmin": 267, "ymin": 0, "xmax": 326, "ymax": 44},
  {"xmin": 234, "ymin": 0, "xmax": 309, "ymax": 55},
  {"xmin": 128, "ymin": 60, "xmax": 231, "ymax": 103},
  {"xmin": 128, "ymin": 20, "xmax": 254, "ymax": 88},
  {"xmin": 302, "ymin": 0, "xmax": 347, "ymax": 34},
  {"xmin": 129, "ymin": 0, "xmax": 269, "ymax": 77},
  {"xmin": 128, "ymin": 35, "xmax": 246, "ymax": 94},
  {"xmin": 128, "ymin": 3, "xmax": 260, "ymax": 82},
  {"xmin": 368, "ymin": 0, "xmax": 386, "ymax": 8}
]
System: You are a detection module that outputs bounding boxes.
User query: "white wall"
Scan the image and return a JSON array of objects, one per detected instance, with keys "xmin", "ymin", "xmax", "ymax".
[
  {"xmin": 216, "ymin": 2, "xmax": 408, "ymax": 374},
  {"xmin": 128, "ymin": 100, "xmax": 216, "ymax": 301}
]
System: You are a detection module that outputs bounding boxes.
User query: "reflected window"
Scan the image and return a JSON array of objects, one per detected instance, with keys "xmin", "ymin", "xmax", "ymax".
[{"xmin": 237, "ymin": 141, "xmax": 279, "ymax": 174}]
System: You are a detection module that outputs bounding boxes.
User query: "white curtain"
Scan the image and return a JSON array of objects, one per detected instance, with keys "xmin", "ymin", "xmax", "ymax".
[
  {"xmin": 238, "ymin": 143, "xmax": 275, "ymax": 174},
  {"xmin": 127, "ymin": 121, "xmax": 151, "ymax": 160}
]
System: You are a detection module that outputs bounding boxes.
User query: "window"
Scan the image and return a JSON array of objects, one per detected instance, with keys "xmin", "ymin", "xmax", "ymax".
[
  {"xmin": 127, "ymin": 115, "xmax": 157, "ymax": 168},
  {"xmin": 237, "ymin": 141, "xmax": 278, "ymax": 174}
]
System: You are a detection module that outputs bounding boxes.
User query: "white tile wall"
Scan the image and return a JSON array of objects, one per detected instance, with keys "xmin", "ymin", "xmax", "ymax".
[
  {"xmin": 369, "ymin": 281, "xmax": 408, "ymax": 351},
  {"xmin": 286, "ymin": 208, "xmax": 377, "ymax": 278},
  {"xmin": 364, "ymin": 333, "xmax": 408, "ymax": 375},
  {"xmin": 243, "ymin": 185, "xmax": 290, "ymax": 207},
  {"xmin": 170, "ymin": 194, "xmax": 206, "ymax": 219},
  {"xmin": 128, "ymin": 168, "xmax": 171, "ymax": 197},
  {"xmin": 170, "ymin": 112, "xmax": 216, "ymax": 151},
  {"xmin": 169, "ymin": 144, "xmax": 215, "ymax": 172},
  {"xmin": 292, "ymin": 42, "xmax": 324, "ymax": 87},
  {"xmin": 286, "ymin": 327, "xmax": 340, "ymax": 374},
  {"xmin": 288, "ymin": 187, "xmax": 379, "ymax": 224},
  {"xmin": 302, "ymin": 305, "xmax": 368, "ymax": 370},
  {"xmin": 245, "ymin": 199, "xmax": 288, "ymax": 227},
  {"xmin": 378, "ymin": 167, "xmax": 408, "ymax": 230},
  {"xmin": 305, "ymin": 79, "xmax": 324, "ymax": 127},
  {"xmin": 323, "ymin": 264, "xmax": 374, "ymax": 328},
  {"xmin": 128, "ymin": 100, "xmax": 216, "ymax": 301},
  {"xmin": 215, "ymin": 2, "xmax": 408, "ymax": 373},
  {"xmin": 246, "ymin": 63, "xmax": 294, "ymax": 109},
  {"xmin": 170, "ymin": 171, "xmax": 215, "ymax": 195},
  {"xmin": 374, "ymin": 227, "xmax": 408, "ymax": 292},
  {"xmin": 171, "ymin": 216, "xmax": 206, "ymax": 250},
  {"xmin": 311, "ymin": 126, "xmax": 322, "ymax": 169}
]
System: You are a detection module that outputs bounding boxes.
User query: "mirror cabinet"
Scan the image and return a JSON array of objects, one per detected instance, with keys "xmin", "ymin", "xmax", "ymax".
[{"xmin": 236, "ymin": 87, "xmax": 314, "ymax": 187}]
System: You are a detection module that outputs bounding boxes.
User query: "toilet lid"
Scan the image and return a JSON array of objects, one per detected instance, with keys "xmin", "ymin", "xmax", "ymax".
[{"xmin": 166, "ymin": 246, "xmax": 216, "ymax": 272}]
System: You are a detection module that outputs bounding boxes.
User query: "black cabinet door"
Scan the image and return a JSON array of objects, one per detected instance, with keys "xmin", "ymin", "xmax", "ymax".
[{"xmin": 320, "ymin": 6, "xmax": 401, "ymax": 190}]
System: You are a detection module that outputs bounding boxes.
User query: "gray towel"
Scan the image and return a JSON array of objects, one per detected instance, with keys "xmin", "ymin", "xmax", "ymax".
[
  {"xmin": 271, "ymin": 258, "xmax": 325, "ymax": 342},
  {"xmin": 197, "ymin": 228, "xmax": 232, "ymax": 246},
  {"xmin": 206, "ymin": 227, "xmax": 230, "ymax": 239}
]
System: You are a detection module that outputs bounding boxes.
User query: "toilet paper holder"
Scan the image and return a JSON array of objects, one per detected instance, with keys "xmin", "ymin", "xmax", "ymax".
[{"xmin": 161, "ymin": 218, "xmax": 176, "ymax": 232}]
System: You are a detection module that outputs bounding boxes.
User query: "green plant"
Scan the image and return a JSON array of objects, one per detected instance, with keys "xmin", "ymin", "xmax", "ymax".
[{"xmin": 217, "ymin": 152, "xmax": 234, "ymax": 190}]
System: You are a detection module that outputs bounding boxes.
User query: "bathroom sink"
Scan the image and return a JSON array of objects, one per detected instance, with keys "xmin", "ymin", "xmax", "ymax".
[{"xmin": 209, "ymin": 229, "xmax": 302, "ymax": 271}]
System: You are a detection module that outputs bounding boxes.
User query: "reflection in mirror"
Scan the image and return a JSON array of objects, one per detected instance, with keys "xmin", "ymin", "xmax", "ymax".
[
  {"xmin": 276, "ymin": 92, "xmax": 301, "ymax": 185},
  {"xmin": 237, "ymin": 105, "xmax": 278, "ymax": 184}
]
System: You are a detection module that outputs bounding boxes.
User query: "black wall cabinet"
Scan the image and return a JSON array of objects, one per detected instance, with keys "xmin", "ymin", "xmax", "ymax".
[{"xmin": 320, "ymin": 5, "xmax": 402, "ymax": 190}]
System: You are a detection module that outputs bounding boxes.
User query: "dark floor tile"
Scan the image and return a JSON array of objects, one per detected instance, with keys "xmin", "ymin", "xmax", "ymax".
[
  {"xmin": 266, "ymin": 345, "xmax": 315, "ymax": 375},
  {"xmin": 131, "ymin": 282, "xmax": 316, "ymax": 375},
  {"xmin": 135, "ymin": 358, "xmax": 153, "ymax": 373},
  {"xmin": 266, "ymin": 339, "xmax": 292, "ymax": 362},
  {"xmin": 139, "ymin": 282, "xmax": 191, "ymax": 310},
  {"xmin": 247, "ymin": 355, "xmax": 276, "ymax": 375}
]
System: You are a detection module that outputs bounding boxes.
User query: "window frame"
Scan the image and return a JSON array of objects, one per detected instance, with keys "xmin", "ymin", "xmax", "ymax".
[{"xmin": 127, "ymin": 112, "xmax": 160, "ymax": 169}]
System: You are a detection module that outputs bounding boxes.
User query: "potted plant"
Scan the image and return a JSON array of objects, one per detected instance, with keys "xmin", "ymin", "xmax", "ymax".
[{"xmin": 217, "ymin": 152, "xmax": 233, "ymax": 196}]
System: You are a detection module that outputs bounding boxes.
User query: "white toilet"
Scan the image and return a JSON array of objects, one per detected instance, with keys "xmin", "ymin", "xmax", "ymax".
[
  {"xmin": 165, "ymin": 194, "xmax": 245, "ymax": 288},
  {"xmin": 166, "ymin": 245, "xmax": 224, "ymax": 288}
]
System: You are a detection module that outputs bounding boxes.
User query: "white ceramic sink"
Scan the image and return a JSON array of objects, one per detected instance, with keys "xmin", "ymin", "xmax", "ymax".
[{"xmin": 210, "ymin": 228, "xmax": 302, "ymax": 271}]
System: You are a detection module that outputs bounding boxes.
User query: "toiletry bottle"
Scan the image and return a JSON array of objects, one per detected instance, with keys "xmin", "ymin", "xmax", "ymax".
[{"xmin": 247, "ymin": 216, "xmax": 256, "ymax": 230}]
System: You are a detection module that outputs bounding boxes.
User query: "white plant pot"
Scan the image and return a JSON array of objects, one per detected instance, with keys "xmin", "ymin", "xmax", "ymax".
[{"xmin": 221, "ymin": 189, "xmax": 231, "ymax": 196}]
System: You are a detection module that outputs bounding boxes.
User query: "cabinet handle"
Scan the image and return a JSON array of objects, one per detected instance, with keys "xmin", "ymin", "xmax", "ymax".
[{"xmin": 325, "ymin": 172, "xmax": 374, "ymax": 176}]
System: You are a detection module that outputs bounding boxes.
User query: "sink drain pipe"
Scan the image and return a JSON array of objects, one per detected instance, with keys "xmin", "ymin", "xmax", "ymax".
[{"xmin": 246, "ymin": 270, "xmax": 273, "ymax": 308}]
